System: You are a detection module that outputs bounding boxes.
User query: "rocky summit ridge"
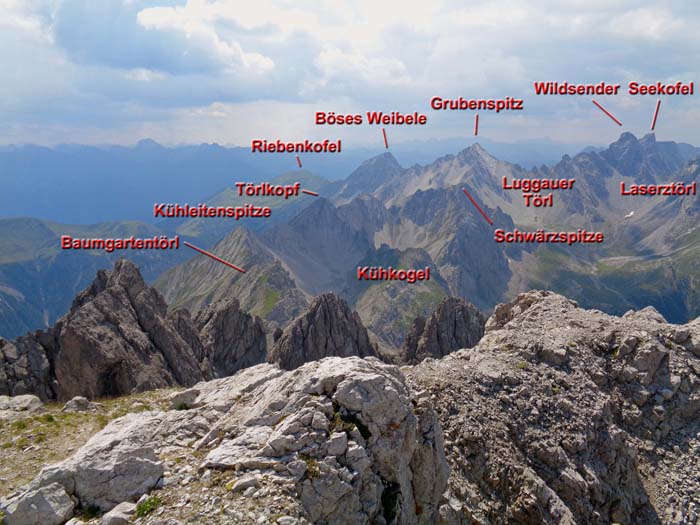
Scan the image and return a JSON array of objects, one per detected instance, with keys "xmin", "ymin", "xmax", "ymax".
[
  {"xmin": 1, "ymin": 289, "xmax": 699, "ymax": 524},
  {"xmin": 2, "ymin": 259, "xmax": 466, "ymax": 403},
  {"xmin": 409, "ymin": 290, "xmax": 700, "ymax": 524},
  {"xmin": 0, "ymin": 259, "xmax": 267, "ymax": 401}
]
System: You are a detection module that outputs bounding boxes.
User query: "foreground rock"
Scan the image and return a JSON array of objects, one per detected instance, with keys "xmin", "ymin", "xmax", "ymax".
[
  {"xmin": 61, "ymin": 396, "xmax": 102, "ymax": 413},
  {"xmin": 100, "ymin": 501, "xmax": 136, "ymax": 525},
  {"xmin": 2, "ymin": 357, "xmax": 448, "ymax": 524},
  {"xmin": 407, "ymin": 290, "xmax": 700, "ymax": 524},
  {"xmin": 0, "ymin": 394, "xmax": 43, "ymax": 417},
  {"xmin": 400, "ymin": 297, "xmax": 484, "ymax": 364},
  {"xmin": 2, "ymin": 482, "xmax": 74, "ymax": 525},
  {"xmin": 268, "ymin": 294, "xmax": 381, "ymax": 370},
  {"xmin": 0, "ymin": 259, "xmax": 267, "ymax": 401}
]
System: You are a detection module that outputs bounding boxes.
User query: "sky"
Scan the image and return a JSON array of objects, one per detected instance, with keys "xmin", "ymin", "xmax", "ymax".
[{"xmin": 1, "ymin": 0, "xmax": 700, "ymax": 148}]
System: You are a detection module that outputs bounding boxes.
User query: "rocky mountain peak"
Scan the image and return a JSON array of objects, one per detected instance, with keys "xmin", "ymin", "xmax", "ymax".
[
  {"xmin": 602, "ymin": 131, "xmax": 690, "ymax": 183},
  {"xmin": 1, "ymin": 260, "xmax": 268, "ymax": 401},
  {"xmin": 70, "ymin": 259, "xmax": 148, "ymax": 311},
  {"xmin": 606, "ymin": 131, "xmax": 642, "ymax": 155},
  {"xmin": 267, "ymin": 293, "xmax": 380, "ymax": 370},
  {"xmin": 334, "ymin": 153, "xmax": 404, "ymax": 202},
  {"xmin": 360, "ymin": 151, "xmax": 401, "ymax": 170},
  {"xmin": 208, "ymin": 226, "xmax": 274, "ymax": 269},
  {"xmin": 400, "ymin": 296, "xmax": 485, "ymax": 364},
  {"xmin": 613, "ymin": 131, "xmax": 639, "ymax": 145},
  {"xmin": 288, "ymin": 198, "xmax": 338, "ymax": 228},
  {"xmin": 194, "ymin": 297, "xmax": 267, "ymax": 377},
  {"xmin": 106, "ymin": 258, "xmax": 148, "ymax": 299},
  {"xmin": 219, "ymin": 226, "xmax": 259, "ymax": 251},
  {"xmin": 640, "ymin": 132, "xmax": 657, "ymax": 145},
  {"xmin": 455, "ymin": 142, "xmax": 496, "ymax": 164}
]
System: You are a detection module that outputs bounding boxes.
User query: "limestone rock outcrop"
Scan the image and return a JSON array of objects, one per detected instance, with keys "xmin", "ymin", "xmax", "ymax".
[
  {"xmin": 408, "ymin": 290, "xmax": 700, "ymax": 525},
  {"xmin": 0, "ymin": 335, "xmax": 56, "ymax": 400},
  {"xmin": 2, "ymin": 357, "xmax": 449, "ymax": 525},
  {"xmin": 3, "ymin": 289, "xmax": 700, "ymax": 524},
  {"xmin": 268, "ymin": 293, "xmax": 380, "ymax": 370}
]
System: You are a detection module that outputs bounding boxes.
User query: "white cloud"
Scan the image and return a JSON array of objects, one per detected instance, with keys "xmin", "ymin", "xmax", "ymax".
[
  {"xmin": 1, "ymin": 0, "xmax": 700, "ymax": 146},
  {"xmin": 124, "ymin": 68, "xmax": 166, "ymax": 82},
  {"xmin": 312, "ymin": 47, "xmax": 411, "ymax": 88},
  {"xmin": 608, "ymin": 7, "xmax": 686, "ymax": 41},
  {"xmin": 136, "ymin": 4, "xmax": 275, "ymax": 75}
]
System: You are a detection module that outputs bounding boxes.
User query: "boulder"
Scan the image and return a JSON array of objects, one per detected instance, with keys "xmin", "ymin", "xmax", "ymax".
[
  {"xmin": 100, "ymin": 501, "xmax": 136, "ymax": 525},
  {"xmin": 0, "ymin": 394, "xmax": 43, "ymax": 413},
  {"xmin": 62, "ymin": 396, "xmax": 102, "ymax": 413},
  {"xmin": 2, "ymin": 483, "xmax": 74, "ymax": 525},
  {"xmin": 3, "ymin": 412, "xmax": 165, "ymax": 516}
]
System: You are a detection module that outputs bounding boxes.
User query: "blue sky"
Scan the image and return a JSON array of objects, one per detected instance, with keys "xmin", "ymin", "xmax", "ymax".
[{"xmin": 2, "ymin": 0, "xmax": 699, "ymax": 147}]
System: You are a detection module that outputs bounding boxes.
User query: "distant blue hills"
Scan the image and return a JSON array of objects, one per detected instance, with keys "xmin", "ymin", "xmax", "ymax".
[{"xmin": 0, "ymin": 137, "xmax": 593, "ymax": 225}]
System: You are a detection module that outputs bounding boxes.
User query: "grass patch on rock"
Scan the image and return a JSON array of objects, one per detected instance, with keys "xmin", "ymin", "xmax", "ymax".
[{"xmin": 136, "ymin": 496, "xmax": 162, "ymax": 517}]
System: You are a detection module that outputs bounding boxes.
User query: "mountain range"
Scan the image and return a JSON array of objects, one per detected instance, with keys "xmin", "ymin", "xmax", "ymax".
[
  {"xmin": 155, "ymin": 131, "xmax": 700, "ymax": 352},
  {"xmin": 2, "ymin": 131, "xmax": 700, "ymax": 524},
  {"xmin": 0, "ymin": 137, "xmax": 587, "ymax": 225},
  {"xmin": 1, "ymin": 132, "xmax": 699, "ymax": 347}
]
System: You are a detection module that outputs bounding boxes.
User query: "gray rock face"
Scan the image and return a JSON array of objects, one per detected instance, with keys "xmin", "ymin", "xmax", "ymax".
[
  {"xmin": 268, "ymin": 293, "xmax": 380, "ymax": 370},
  {"xmin": 62, "ymin": 396, "xmax": 101, "ymax": 413},
  {"xmin": 0, "ymin": 259, "xmax": 268, "ymax": 401},
  {"xmin": 51, "ymin": 259, "xmax": 206, "ymax": 400},
  {"xmin": 408, "ymin": 290, "xmax": 700, "ymax": 525},
  {"xmin": 195, "ymin": 298, "xmax": 267, "ymax": 377},
  {"xmin": 100, "ymin": 501, "xmax": 136, "ymax": 525},
  {"xmin": 2, "ymin": 357, "xmax": 448, "ymax": 525},
  {"xmin": 1, "ymin": 482, "xmax": 74, "ymax": 525},
  {"xmin": 0, "ymin": 334, "xmax": 55, "ymax": 399},
  {"xmin": 400, "ymin": 297, "xmax": 485, "ymax": 364},
  {"xmin": 0, "ymin": 393, "xmax": 43, "ymax": 414}
]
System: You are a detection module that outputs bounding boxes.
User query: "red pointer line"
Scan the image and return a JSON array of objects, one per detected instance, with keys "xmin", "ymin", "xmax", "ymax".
[
  {"xmin": 382, "ymin": 128, "xmax": 389, "ymax": 149},
  {"xmin": 302, "ymin": 189, "xmax": 319, "ymax": 196},
  {"xmin": 183, "ymin": 241, "xmax": 246, "ymax": 274},
  {"xmin": 651, "ymin": 99, "xmax": 661, "ymax": 131},
  {"xmin": 474, "ymin": 114, "xmax": 479, "ymax": 136},
  {"xmin": 462, "ymin": 187, "xmax": 494, "ymax": 226},
  {"xmin": 296, "ymin": 155, "xmax": 302, "ymax": 168},
  {"xmin": 592, "ymin": 99, "xmax": 622, "ymax": 126}
]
